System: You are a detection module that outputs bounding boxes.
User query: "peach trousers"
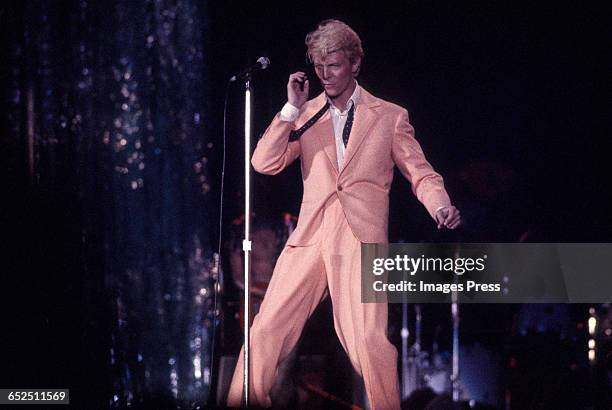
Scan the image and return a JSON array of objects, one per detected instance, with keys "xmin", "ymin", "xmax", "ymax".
[{"xmin": 227, "ymin": 196, "xmax": 400, "ymax": 409}]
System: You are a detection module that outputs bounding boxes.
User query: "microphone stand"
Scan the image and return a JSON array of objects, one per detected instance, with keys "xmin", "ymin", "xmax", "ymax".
[{"xmin": 241, "ymin": 72, "xmax": 253, "ymax": 407}]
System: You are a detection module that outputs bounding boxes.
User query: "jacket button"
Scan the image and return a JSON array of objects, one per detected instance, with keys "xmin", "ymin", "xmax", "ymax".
[{"xmin": 337, "ymin": 185, "xmax": 343, "ymax": 191}]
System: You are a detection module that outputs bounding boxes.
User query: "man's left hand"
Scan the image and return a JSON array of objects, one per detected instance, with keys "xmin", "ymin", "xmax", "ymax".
[{"xmin": 435, "ymin": 206, "xmax": 461, "ymax": 230}]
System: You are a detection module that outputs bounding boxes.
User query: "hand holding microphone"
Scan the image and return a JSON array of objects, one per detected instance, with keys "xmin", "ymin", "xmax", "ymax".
[{"xmin": 287, "ymin": 72, "xmax": 309, "ymax": 109}]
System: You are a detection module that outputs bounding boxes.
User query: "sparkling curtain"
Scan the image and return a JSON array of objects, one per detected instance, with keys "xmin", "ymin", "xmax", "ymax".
[{"xmin": 4, "ymin": 0, "xmax": 217, "ymax": 407}]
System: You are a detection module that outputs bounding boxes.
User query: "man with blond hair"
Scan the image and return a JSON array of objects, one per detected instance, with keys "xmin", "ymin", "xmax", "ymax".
[{"xmin": 227, "ymin": 19, "xmax": 460, "ymax": 409}]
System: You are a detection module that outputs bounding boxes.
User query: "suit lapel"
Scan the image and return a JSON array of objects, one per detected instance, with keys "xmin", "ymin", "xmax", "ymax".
[
  {"xmin": 340, "ymin": 89, "xmax": 381, "ymax": 174},
  {"xmin": 312, "ymin": 112, "xmax": 339, "ymax": 173},
  {"xmin": 297, "ymin": 93, "xmax": 338, "ymax": 173}
]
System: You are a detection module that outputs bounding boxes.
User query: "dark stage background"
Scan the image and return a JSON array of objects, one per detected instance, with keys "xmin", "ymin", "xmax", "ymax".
[{"xmin": 1, "ymin": 0, "xmax": 610, "ymax": 409}]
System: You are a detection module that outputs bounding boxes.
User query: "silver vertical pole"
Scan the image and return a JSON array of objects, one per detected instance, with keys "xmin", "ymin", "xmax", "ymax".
[{"xmin": 242, "ymin": 77, "xmax": 253, "ymax": 407}]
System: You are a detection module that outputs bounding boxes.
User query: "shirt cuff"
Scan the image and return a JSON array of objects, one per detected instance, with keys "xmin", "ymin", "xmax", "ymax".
[{"xmin": 279, "ymin": 102, "xmax": 299, "ymax": 122}]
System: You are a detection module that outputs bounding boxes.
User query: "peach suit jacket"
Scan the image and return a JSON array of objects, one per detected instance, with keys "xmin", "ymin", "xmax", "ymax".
[{"xmin": 251, "ymin": 87, "xmax": 451, "ymax": 246}]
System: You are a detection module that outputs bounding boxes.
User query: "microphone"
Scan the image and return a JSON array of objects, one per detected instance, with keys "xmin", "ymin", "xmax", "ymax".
[{"xmin": 229, "ymin": 56, "xmax": 271, "ymax": 82}]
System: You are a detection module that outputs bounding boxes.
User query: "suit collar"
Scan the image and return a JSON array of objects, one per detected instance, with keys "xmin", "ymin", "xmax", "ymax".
[
  {"xmin": 300, "ymin": 92, "xmax": 327, "ymax": 121},
  {"xmin": 355, "ymin": 87, "xmax": 382, "ymax": 109}
]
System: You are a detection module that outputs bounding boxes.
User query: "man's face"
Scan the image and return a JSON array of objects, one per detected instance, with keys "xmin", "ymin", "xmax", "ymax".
[{"xmin": 313, "ymin": 50, "xmax": 360, "ymax": 99}]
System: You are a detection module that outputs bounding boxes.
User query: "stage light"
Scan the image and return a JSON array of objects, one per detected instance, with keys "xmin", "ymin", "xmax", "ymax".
[
  {"xmin": 588, "ymin": 316, "xmax": 597, "ymax": 335},
  {"xmin": 588, "ymin": 349, "xmax": 596, "ymax": 362},
  {"xmin": 194, "ymin": 353, "xmax": 202, "ymax": 379}
]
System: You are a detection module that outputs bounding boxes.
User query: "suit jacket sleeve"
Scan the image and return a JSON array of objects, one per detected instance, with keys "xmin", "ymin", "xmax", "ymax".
[
  {"xmin": 392, "ymin": 108, "xmax": 451, "ymax": 219},
  {"xmin": 251, "ymin": 113, "xmax": 301, "ymax": 175}
]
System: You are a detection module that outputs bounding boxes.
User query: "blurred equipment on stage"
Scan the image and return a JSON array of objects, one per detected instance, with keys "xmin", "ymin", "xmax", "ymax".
[{"xmin": 399, "ymin": 304, "xmax": 501, "ymax": 409}]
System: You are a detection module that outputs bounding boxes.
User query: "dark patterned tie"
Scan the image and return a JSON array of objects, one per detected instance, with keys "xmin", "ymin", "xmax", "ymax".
[
  {"xmin": 288, "ymin": 102, "xmax": 330, "ymax": 141},
  {"xmin": 342, "ymin": 103, "xmax": 355, "ymax": 147}
]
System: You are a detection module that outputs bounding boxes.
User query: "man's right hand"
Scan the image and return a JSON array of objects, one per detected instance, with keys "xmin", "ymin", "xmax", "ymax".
[{"xmin": 287, "ymin": 72, "xmax": 309, "ymax": 109}]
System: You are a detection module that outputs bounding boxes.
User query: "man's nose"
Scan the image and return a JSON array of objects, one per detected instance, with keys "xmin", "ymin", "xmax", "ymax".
[{"xmin": 322, "ymin": 67, "xmax": 330, "ymax": 79}]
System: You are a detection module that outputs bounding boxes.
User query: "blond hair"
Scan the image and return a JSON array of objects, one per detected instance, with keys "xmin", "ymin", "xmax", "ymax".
[{"xmin": 305, "ymin": 19, "xmax": 364, "ymax": 64}]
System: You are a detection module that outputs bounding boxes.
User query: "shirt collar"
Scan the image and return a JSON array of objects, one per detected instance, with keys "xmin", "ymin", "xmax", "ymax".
[{"xmin": 326, "ymin": 80, "xmax": 360, "ymax": 113}]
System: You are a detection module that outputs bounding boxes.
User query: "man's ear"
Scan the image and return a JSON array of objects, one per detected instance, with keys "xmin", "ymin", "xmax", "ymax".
[{"xmin": 351, "ymin": 56, "xmax": 362, "ymax": 76}]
